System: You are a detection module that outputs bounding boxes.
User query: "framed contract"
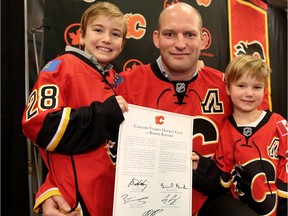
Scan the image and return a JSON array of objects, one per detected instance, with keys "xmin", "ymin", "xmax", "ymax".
[{"xmin": 113, "ymin": 104, "xmax": 193, "ymax": 216}]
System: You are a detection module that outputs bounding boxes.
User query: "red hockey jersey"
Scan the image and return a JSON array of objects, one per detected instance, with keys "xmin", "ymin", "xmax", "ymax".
[
  {"xmin": 116, "ymin": 61, "xmax": 232, "ymax": 215},
  {"xmin": 215, "ymin": 112, "xmax": 288, "ymax": 216},
  {"xmin": 22, "ymin": 50, "xmax": 124, "ymax": 215}
]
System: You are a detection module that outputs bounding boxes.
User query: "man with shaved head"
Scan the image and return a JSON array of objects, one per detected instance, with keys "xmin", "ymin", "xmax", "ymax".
[{"xmin": 116, "ymin": 3, "xmax": 259, "ymax": 215}]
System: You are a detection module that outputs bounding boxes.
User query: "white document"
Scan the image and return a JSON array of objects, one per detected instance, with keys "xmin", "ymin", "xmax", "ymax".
[{"xmin": 113, "ymin": 104, "xmax": 193, "ymax": 216}]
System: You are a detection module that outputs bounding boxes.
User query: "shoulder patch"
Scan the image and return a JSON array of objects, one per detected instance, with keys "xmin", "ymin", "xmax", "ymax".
[
  {"xmin": 42, "ymin": 60, "xmax": 61, "ymax": 72},
  {"xmin": 277, "ymin": 120, "xmax": 288, "ymax": 136},
  {"xmin": 114, "ymin": 73, "xmax": 124, "ymax": 87}
]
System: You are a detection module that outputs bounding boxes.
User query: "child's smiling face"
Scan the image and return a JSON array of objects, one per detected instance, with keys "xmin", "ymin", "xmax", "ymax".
[{"xmin": 80, "ymin": 15, "xmax": 124, "ymax": 69}]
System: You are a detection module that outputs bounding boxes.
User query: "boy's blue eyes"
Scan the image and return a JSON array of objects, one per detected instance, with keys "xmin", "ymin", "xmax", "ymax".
[
  {"xmin": 93, "ymin": 28, "xmax": 102, "ymax": 32},
  {"xmin": 236, "ymin": 84, "xmax": 264, "ymax": 89},
  {"xmin": 255, "ymin": 86, "xmax": 264, "ymax": 89},
  {"xmin": 113, "ymin": 33, "xmax": 121, "ymax": 37}
]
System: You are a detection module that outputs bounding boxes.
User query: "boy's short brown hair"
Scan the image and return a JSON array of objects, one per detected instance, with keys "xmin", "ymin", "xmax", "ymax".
[
  {"xmin": 80, "ymin": 1, "xmax": 127, "ymax": 46},
  {"xmin": 225, "ymin": 55, "xmax": 271, "ymax": 87}
]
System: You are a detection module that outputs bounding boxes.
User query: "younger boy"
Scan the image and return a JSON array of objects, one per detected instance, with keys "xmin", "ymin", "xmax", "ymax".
[{"xmin": 215, "ymin": 55, "xmax": 288, "ymax": 215}]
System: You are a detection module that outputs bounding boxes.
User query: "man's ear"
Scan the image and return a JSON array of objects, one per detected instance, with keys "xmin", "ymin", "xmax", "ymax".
[
  {"xmin": 153, "ymin": 30, "xmax": 160, "ymax": 49},
  {"xmin": 200, "ymin": 30, "xmax": 208, "ymax": 50}
]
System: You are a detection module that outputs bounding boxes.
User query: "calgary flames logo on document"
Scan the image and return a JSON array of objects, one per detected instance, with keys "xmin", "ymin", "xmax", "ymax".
[{"xmin": 155, "ymin": 116, "xmax": 165, "ymax": 125}]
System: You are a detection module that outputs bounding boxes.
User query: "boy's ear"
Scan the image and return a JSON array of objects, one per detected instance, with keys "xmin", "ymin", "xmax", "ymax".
[
  {"xmin": 79, "ymin": 30, "xmax": 84, "ymax": 45},
  {"xmin": 226, "ymin": 84, "xmax": 231, "ymax": 96}
]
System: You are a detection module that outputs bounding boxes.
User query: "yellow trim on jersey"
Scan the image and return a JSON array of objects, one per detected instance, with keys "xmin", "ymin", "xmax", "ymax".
[
  {"xmin": 278, "ymin": 188, "xmax": 288, "ymax": 199},
  {"xmin": 46, "ymin": 107, "xmax": 71, "ymax": 151},
  {"xmin": 220, "ymin": 177, "xmax": 231, "ymax": 189},
  {"xmin": 33, "ymin": 187, "xmax": 62, "ymax": 213}
]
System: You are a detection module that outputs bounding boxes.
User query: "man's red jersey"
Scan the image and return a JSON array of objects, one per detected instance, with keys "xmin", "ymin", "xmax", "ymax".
[
  {"xmin": 116, "ymin": 61, "xmax": 232, "ymax": 215},
  {"xmin": 22, "ymin": 50, "xmax": 124, "ymax": 215},
  {"xmin": 216, "ymin": 112, "xmax": 288, "ymax": 216}
]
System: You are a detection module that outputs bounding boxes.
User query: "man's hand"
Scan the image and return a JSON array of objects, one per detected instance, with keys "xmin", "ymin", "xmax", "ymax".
[
  {"xmin": 191, "ymin": 151, "xmax": 200, "ymax": 170},
  {"xmin": 232, "ymin": 166, "xmax": 254, "ymax": 205},
  {"xmin": 42, "ymin": 196, "xmax": 79, "ymax": 216}
]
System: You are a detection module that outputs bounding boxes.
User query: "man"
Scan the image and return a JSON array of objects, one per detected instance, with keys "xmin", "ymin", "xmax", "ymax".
[
  {"xmin": 40, "ymin": 3, "xmax": 262, "ymax": 215},
  {"xmin": 116, "ymin": 3, "xmax": 260, "ymax": 216}
]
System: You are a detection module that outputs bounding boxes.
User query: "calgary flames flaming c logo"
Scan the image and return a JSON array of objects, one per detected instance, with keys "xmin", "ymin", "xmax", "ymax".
[
  {"xmin": 196, "ymin": 0, "xmax": 212, "ymax": 7},
  {"xmin": 155, "ymin": 116, "xmax": 165, "ymax": 125},
  {"xmin": 125, "ymin": 13, "xmax": 146, "ymax": 39}
]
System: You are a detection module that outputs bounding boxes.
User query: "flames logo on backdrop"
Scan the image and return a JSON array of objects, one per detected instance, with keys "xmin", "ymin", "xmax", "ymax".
[
  {"xmin": 163, "ymin": 0, "xmax": 179, "ymax": 8},
  {"xmin": 164, "ymin": 0, "xmax": 212, "ymax": 9},
  {"xmin": 202, "ymin": 28, "xmax": 212, "ymax": 50},
  {"xmin": 64, "ymin": 23, "xmax": 81, "ymax": 47},
  {"xmin": 201, "ymin": 28, "xmax": 215, "ymax": 58},
  {"xmin": 123, "ymin": 59, "xmax": 143, "ymax": 72},
  {"xmin": 196, "ymin": 0, "xmax": 212, "ymax": 7},
  {"xmin": 125, "ymin": 13, "xmax": 146, "ymax": 40},
  {"xmin": 234, "ymin": 40, "xmax": 266, "ymax": 61}
]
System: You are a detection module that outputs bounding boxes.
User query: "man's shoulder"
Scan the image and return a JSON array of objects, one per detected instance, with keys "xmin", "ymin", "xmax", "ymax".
[
  {"xmin": 201, "ymin": 66, "xmax": 223, "ymax": 74},
  {"xmin": 199, "ymin": 66, "xmax": 225, "ymax": 81}
]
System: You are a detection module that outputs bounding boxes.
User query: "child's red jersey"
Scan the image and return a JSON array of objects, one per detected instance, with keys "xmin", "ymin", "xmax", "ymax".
[
  {"xmin": 22, "ymin": 51, "xmax": 124, "ymax": 215},
  {"xmin": 216, "ymin": 112, "xmax": 288, "ymax": 215}
]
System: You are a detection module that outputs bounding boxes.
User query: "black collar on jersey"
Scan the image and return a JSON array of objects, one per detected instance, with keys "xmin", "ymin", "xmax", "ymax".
[
  {"xmin": 228, "ymin": 110, "xmax": 273, "ymax": 138},
  {"xmin": 151, "ymin": 61, "xmax": 199, "ymax": 105},
  {"xmin": 150, "ymin": 61, "xmax": 198, "ymax": 83}
]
